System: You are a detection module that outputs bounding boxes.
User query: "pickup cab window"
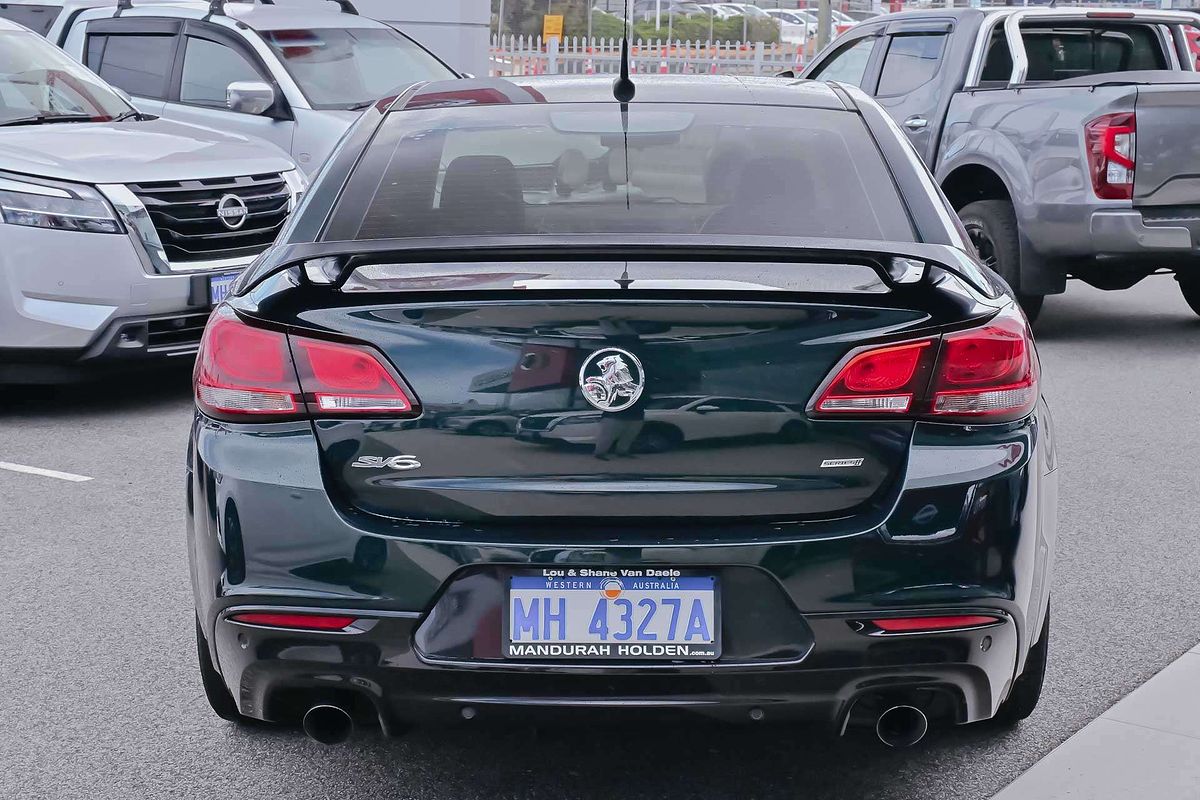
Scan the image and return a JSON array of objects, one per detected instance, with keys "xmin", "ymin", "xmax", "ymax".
[
  {"xmin": 981, "ymin": 23, "xmax": 1167, "ymax": 83},
  {"xmin": 85, "ymin": 33, "xmax": 176, "ymax": 100},
  {"xmin": 180, "ymin": 36, "xmax": 262, "ymax": 107},
  {"xmin": 808, "ymin": 36, "xmax": 876, "ymax": 87},
  {"xmin": 877, "ymin": 33, "xmax": 946, "ymax": 96}
]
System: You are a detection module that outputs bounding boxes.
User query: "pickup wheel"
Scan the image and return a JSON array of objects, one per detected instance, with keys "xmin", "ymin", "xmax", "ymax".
[
  {"xmin": 1178, "ymin": 275, "xmax": 1200, "ymax": 317},
  {"xmin": 959, "ymin": 200, "xmax": 1044, "ymax": 323}
]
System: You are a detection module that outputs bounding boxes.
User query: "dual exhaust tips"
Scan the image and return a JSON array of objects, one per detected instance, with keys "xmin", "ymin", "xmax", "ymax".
[{"xmin": 301, "ymin": 702, "xmax": 929, "ymax": 748}]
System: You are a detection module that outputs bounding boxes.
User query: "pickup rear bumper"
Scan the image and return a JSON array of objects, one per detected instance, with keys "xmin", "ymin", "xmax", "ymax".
[{"xmin": 1089, "ymin": 210, "xmax": 1199, "ymax": 258}]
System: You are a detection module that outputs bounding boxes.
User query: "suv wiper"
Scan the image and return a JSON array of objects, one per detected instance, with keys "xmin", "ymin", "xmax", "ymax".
[
  {"xmin": 0, "ymin": 113, "xmax": 99, "ymax": 127},
  {"xmin": 111, "ymin": 110, "xmax": 144, "ymax": 122},
  {"xmin": 345, "ymin": 100, "xmax": 376, "ymax": 111}
]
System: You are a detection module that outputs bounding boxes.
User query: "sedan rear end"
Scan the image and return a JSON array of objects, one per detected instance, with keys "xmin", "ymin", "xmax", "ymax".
[{"xmin": 186, "ymin": 76, "xmax": 1057, "ymax": 746}]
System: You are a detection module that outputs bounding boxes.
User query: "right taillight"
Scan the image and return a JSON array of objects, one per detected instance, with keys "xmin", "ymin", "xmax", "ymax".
[
  {"xmin": 1085, "ymin": 112, "xmax": 1136, "ymax": 200},
  {"xmin": 928, "ymin": 307, "xmax": 1038, "ymax": 421},
  {"xmin": 810, "ymin": 305, "xmax": 1038, "ymax": 423},
  {"xmin": 194, "ymin": 307, "xmax": 418, "ymax": 421}
]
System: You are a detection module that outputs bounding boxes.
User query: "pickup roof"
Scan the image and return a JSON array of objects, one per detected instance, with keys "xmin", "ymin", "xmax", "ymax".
[
  {"xmin": 8, "ymin": 0, "xmax": 459, "ymax": 173},
  {"xmin": 802, "ymin": 7, "xmax": 1200, "ymax": 321}
]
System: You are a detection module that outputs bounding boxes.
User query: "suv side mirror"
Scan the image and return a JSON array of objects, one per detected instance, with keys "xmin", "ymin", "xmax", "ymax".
[{"xmin": 227, "ymin": 81, "xmax": 276, "ymax": 115}]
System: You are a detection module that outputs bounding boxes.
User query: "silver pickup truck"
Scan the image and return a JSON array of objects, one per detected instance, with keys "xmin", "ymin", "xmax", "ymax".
[{"xmin": 801, "ymin": 7, "xmax": 1200, "ymax": 321}]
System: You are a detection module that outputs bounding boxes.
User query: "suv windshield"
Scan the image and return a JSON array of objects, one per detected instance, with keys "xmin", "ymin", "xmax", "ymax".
[
  {"xmin": 324, "ymin": 101, "xmax": 914, "ymax": 243},
  {"xmin": 261, "ymin": 27, "xmax": 455, "ymax": 110},
  {"xmin": 0, "ymin": 30, "xmax": 131, "ymax": 124}
]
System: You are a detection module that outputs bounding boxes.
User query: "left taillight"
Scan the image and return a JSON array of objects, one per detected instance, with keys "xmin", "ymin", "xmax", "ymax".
[
  {"xmin": 195, "ymin": 306, "xmax": 302, "ymax": 418},
  {"xmin": 810, "ymin": 304, "xmax": 1038, "ymax": 424},
  {"xmin": 1085, "ymin": 112, "xmax": 1136, "ymax": 200},
  {"xmin": 194, "ymin": 307, "xmax": 417, "ymax": 420}
]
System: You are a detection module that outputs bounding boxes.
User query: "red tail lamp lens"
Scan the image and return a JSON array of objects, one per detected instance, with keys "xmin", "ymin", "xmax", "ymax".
[
  {"xmin": 292, "ymin": 336, "xmax": 414, "ymax": 413},
  {"xmin": 871, "ymin": 615, "xmax": 1001, "ymax": 633},
  {"xmin": 230, "ymin": 612, "xmax": 358, "ymax": 631},
  {"xmin": 814, "ymin": 340, "xmax": 933, "ymax": 414},
  {"xmin": 194, "ymin": 307, "xmax": 300, "ymax": 417},
  {"xmin": 929, "ymin": 309, "xmax": 1038, "ymax": 420}
]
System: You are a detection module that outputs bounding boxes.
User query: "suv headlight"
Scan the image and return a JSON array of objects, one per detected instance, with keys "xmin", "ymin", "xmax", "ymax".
[{"xmin": 0, "ymin": 172, "xmax": 121, "ymax": 234}]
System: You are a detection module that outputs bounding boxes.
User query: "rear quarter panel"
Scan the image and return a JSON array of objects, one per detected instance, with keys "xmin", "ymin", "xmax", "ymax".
[{"xmin": 937, "ymin": 85, "xmax": 1141, "ymax": 258}]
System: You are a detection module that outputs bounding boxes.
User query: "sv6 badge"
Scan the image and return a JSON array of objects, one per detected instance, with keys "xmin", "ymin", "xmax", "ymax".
[{"xmin": 351, "ymin": 455, "xmax": 422, "ymax": 471}]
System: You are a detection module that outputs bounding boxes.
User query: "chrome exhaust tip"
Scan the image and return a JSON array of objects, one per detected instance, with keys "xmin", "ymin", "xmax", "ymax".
[
  {"xmin": 875, "ymin": 705, "xmax": 929, "ymax": 748},
  {"xmin": 302, "ymin": 704, "xmax": 354, "ymax": 745}
]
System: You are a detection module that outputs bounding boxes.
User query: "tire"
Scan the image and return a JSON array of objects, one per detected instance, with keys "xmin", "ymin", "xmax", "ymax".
[
  {"xmin": 991, "ymin": 604, "xmax": 1050, "ymax": 726},
  {"xmin": 195, "ymin": 618, "xmax": 251, "ymax": 724},
  {"xmin": 1178, "ymin": 276, "xmax": 1200, "ymax": 317},
  {"xmin": 959, "ymin": 200, "xmax": 1044, "ymax": 323}
]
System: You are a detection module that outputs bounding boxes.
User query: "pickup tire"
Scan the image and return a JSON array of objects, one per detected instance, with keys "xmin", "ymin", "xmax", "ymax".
[
  {"xmin": 1178, "ymin": 276, "xmax": 1200, "ymax": 317},
  {"xmin": 959, "ymin": 200, "xmax": 1044, "ymax": 322}
]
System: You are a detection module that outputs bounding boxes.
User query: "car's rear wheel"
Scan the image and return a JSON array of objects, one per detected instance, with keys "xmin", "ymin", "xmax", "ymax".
[
  {"xmin": 991, "ymin": 604, "xmax": 1050, "ymax": 725},
  {"xmin": 1178, "ymin": 275, "xmax": 1200, "ymax": 317},
  {"xmin": 195, "ymin": 618, "xmax": 251, "ymax": 724},
  {"xmin": 959, "ymin": 200, "xmax": 1044, "ymax": 323}
]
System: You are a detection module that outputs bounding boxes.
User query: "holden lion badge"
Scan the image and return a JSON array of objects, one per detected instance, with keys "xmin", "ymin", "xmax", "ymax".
[{"xmin": 579, "ymin": 348, "xmax": 645, "ymax": 412}]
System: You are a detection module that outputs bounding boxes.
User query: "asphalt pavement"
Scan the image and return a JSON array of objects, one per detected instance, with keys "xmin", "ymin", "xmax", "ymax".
[{"xmin": 2, "ymin": 275, "xmax": 1199, "ymax": 800}]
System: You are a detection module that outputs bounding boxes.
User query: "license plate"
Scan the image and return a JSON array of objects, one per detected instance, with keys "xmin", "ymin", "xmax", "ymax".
[
  {"xmin": 506, "ymin": 569, "xmax": 720, "ymax": 660},
  {"xmin": 208, "ymin": 272, "xmax": 239, "ymax": 306}
]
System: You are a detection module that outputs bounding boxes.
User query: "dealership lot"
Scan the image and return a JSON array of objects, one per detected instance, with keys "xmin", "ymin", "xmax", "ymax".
[{"xmin": 1, "ymin": 275, "xmax": 1196, "ymax": 800}]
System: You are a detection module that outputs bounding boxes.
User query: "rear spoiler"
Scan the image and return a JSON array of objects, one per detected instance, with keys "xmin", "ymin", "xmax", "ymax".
[{"xmin": 237, "ymin": 235, "xmax": 999, "ymax": 299}]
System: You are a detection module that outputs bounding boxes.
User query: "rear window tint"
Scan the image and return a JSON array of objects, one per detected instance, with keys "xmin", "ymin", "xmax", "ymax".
[
  {"xmin": 324, "ymin": 102, "xmax": 914, "ymax": 244},
  {"xmin": 982, "ymin": 22, "xmax": 1167, "ymax": 82},
  {"xmin": 0, "ymin": 4, "xmax": 60, "ymax": 36}
]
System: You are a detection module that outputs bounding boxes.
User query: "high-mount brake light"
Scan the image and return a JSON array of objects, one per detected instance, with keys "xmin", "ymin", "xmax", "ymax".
[
  {"xmin": 810, "ymin": 305, "xmax": 1038, "ymax": 423},
  {"xmin": 292, "ymin": 337, "xmax": 415, "ymax": 413},
  {"xmin": 812, "ymin": 340, "xmax": 934, "ymax": 414},
  {"xmin": 194, "ymin": 307, "xmax": 301, "ymax": 417},
  {"xmin": 194, "ymin": 308, "xmax": 417, "ymax": 420},
  {"xmin": 1085, "ymin": 113, "xmax": 1136, "ymax": 200}
]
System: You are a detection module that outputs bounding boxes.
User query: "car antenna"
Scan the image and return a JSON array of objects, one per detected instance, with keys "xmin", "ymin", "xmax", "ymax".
[{"xmin": 613, "ymin": 0, "xmax": 636, "ymax": 103}]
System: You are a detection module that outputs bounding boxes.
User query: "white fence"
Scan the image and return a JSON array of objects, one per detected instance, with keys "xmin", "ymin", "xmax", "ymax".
[{"xmin": 490, "ymin": 35, "xmax": 812, "ymax": 78}]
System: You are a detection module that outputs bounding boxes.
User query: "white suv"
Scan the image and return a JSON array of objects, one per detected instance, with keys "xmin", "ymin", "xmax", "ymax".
[
  {"xmin": 0, "ymin": 18, "xmax": 303, "ymax": 382},
  {"xmin": 45, "ymin": 0, "xmax": 458, "ymax": 173}
]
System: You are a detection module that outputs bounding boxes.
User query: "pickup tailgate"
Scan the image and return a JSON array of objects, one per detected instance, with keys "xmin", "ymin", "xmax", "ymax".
[{"xmin": 1134, "ymin": 83, "xmax": 1200, "ymax": 206}]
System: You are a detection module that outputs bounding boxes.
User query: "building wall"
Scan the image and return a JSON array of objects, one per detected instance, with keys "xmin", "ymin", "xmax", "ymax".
[{"xmin": 350, "ymin": 0, "xmax": 491, "ymax": 77}]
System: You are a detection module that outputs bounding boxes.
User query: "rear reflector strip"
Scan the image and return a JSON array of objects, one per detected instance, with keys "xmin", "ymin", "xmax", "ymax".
[
  {"xmin": 229, "ymin": 612, "xmax": 358, "ymax": 631},
  {"xmin": 869, "ymin": 615, "xmax": 1002, "ymax": 633}
]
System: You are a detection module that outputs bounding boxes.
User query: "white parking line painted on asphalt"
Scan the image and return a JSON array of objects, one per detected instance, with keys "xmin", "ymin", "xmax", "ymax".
[{"xmin": 0, "ymin": 461, "xmax": 92, "ymax": 483}]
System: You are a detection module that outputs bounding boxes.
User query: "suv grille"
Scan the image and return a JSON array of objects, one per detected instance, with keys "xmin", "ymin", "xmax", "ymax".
[{"xmin": 128, "ymin": 173, "xmax": 289, "ymax": 265}]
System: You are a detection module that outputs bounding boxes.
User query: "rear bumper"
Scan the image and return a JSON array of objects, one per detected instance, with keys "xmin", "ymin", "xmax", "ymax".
[
  {"xmin": 187, "ymin": 404, "xmax": 1057, "ymax": 731},
  {"xmin": 209, "ymin": 606, "xmax": 1018, "ymax": 730},
  {"xmin": 1089, "ymin": 209, "xmax": 1200, "ymax": 259}
]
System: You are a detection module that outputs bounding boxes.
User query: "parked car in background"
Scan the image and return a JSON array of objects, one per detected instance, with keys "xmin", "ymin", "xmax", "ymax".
[
  {"xmin": 698, "ymin": 3, "xmax": 736, "ymax": 20},
  {"xmin": 55, "ymin": 0, "xmax": 457, "ymax": 173},
  {"xmin": 715, "ymin": 3, "xmax": 769, "ymax": 20},
  {"xmin": 0, "ymin": 16, "xmax": 301, "ymax": 382},
  {"xmin": 801, "ymin": 7, "xmax": 1200, "ymax": 320},
  {"xmin": 765, "ymin": 8, "xmax": 817, "ymax": 38}
]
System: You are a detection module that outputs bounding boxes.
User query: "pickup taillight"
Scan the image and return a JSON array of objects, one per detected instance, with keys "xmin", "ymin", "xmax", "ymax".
[{"xmin": 1085, "ymin": 113, "xmax": 1136, "ymax": 200}]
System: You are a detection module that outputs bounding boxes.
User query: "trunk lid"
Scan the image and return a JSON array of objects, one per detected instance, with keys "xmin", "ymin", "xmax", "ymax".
[{"xmin": 288, "ymin": 258, "xmax": 951, "ymax": 525}]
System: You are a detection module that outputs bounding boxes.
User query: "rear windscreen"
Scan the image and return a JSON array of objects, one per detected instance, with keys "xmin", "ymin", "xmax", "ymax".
[
  {"xmin": 323, "ymin": 102, "xmax": 914, "ymax": 243},
  {"xmin": 981, "ymin": 22, "xmax": 1168, "ymax": 82},
  {"xmin": 0, "ymin": 4, "xmax": 60, "ymax": 36}
]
